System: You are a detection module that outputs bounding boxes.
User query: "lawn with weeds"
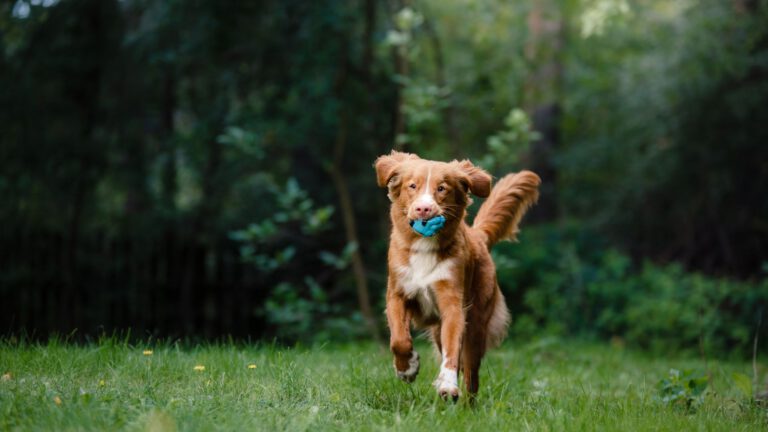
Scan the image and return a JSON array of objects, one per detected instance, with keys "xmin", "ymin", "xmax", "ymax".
[{"xmin": 0, "ymin": 337, "xmax": 765, "ymax": 431}]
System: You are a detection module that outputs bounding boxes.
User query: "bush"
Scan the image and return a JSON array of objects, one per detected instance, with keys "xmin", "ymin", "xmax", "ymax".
[{"xmin": 497, "ymin": 223, "xmax": 768, "ymax": 357}]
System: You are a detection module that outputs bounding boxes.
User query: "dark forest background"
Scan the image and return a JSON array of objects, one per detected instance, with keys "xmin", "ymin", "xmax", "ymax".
[{"xmin": 1, "ymin": 0, "xmax": 767, "ymax": 356}]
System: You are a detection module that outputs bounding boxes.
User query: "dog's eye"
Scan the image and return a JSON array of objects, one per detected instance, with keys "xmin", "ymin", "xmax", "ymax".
[
  {"xmin": 409, "ymin": 183, "xmax": 417, "ymax": 189},
  {"xmin": 437, "ymin": 185, "xmax": 445, "ymax": 192}
]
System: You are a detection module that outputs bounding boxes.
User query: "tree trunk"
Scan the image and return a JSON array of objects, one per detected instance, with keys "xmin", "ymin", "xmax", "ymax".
[{"xmin": 329, "ymin": 110, "xmax": 382, "ymax": 344}]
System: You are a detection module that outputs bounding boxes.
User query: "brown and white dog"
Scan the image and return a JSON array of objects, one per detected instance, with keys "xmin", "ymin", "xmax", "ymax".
[{"xmin": 374, "ymin": 150, "xmax": 540, "ymax": 400}]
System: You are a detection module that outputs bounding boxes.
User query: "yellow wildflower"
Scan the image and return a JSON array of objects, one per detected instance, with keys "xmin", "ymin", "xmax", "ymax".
[
  {"xmin": 53, "ymin": 396, "xmax": 62, "ymax": 406},
  {"xmin": 143, "ymin": 350, "xmax": 153, "ymax": 356},
  {"xmin": 247, "ymin": 364, "xmax": 257, "ymax": 369},
  {"xmin": 98, "ymin": 379, "xmax": 106, "ymax": 387},
  {"xmin": 193, "ymin": 365, "xmax": 205, "ymax": 371}
]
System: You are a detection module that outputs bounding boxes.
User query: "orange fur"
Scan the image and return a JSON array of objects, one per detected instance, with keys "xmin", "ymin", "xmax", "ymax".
[
  {"xmin": 473, "ymin": 171, "xmax": 541, "ymax": 246},
  {"xmin": 374, "ymin": 151, "xmax": 540, "ymax": 400}
]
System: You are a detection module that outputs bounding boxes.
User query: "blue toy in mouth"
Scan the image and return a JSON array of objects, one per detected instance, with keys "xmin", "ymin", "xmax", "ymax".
[{"xmin": 409, "ymin": 215, "xmax": 446, "ymax": 237}]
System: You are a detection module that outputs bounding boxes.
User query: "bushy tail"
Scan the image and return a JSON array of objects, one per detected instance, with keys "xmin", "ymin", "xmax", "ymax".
[{"xmin": 472, "ymin": 171, "xmax": 541, "ymax": 247}]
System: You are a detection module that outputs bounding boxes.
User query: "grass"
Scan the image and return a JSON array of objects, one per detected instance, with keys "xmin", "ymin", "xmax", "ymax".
[{"xmin": 0, "ymin": 337, "xmax": 765, "ymax": 431}]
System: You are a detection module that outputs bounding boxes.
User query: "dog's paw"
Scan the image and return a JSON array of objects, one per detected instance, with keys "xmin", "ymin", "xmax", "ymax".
[
  {"xmin": 433, "ymin": 369, "xmax": 460, "ymax": 402},
  {"xmin": 395, "ymin": 351, "xmax": 420, "ymax": 383}
]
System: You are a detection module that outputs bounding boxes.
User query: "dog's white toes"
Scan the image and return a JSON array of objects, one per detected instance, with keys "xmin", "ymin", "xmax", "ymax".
[
  {"xmin": 395, "ymin": 351, "xmax": 420, "ymax": 383},
  {"xmin": 438, "ymin": 386, "xmax": 460, "ymax": 402},
  {"xmin": 433, "ymin": 368, "xmax": 460, "ymax": 401},
  {"xmin": 435, "ymin": 381, "xmax": 460, "ymax": 401}
]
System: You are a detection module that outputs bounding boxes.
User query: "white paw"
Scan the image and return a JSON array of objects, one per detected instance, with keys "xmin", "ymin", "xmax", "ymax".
[
  {"xmin": 395, "ymin": 351, "xmax": 420, "ymax": 383},
  {"xmin": 433, "ymin": 367, "xmax": 459, "ymax": 401}
]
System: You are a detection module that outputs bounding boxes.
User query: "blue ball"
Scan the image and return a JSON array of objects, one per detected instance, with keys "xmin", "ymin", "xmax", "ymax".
[{"xmin": 409, "ymin": 215, "xmax": 446, "ymax": 237}]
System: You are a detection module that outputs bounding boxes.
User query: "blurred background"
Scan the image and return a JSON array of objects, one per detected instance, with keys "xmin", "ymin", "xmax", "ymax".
[{"xmin": 1, "ymin": 0, "xmax": 766, "ymax": 356}]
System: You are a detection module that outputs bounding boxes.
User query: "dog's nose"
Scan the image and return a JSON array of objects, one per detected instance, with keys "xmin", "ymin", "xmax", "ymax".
[{"xmin": 414, "ymin": 204, "xmax": 435, "ymax": 219}]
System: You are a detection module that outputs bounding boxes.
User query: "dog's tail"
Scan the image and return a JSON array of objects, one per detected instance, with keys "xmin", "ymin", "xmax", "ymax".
[{"xmin": 472, "ymin": 171, "xmax": 540, "ymax": 248}]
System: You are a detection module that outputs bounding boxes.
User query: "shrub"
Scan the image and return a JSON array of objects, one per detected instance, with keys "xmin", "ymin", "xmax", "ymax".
[
  {"xmin": 655, "ymin": 369, "xmax": 709, "ymax": 411},
  {"xmin": 497, "ymin": 223, "xmax": 768, "ymax": 357}
]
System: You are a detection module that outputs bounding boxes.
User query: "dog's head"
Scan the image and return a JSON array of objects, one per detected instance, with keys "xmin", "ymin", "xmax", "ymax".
[{"xmin": 374, "ymin": 151, "xmax": 491, "ymax": 229}]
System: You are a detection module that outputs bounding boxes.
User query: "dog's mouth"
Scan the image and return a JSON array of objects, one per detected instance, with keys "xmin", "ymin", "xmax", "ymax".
[
  {"xmin": 408, "ymin": 214, "xmax": 445, "ymax": 226},
  {"xmin": 408, "ymin": 215, "xmax": 447, "ymax": 237}
]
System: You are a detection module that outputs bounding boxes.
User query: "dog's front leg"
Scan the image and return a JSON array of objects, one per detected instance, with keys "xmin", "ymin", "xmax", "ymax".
[
  {"xmin": 433, "ymin": 280, "xmax": 464, "ymax": 400},
  {"xmin": 386, "ymin": 282, "xmax": 419, "ymax": 383}
]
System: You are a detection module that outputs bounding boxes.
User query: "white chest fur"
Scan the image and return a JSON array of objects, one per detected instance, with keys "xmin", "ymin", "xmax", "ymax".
[{"xmin": 396, "ymin": 238, "xmax": 453, "ymax": 320}]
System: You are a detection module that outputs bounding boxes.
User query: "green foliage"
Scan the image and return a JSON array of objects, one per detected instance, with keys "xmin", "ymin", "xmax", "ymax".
[
  {"xmin": 385, "ymin": 2, "xmax": 533, "ymax": 158},
  {"xmin": 479, "ymin": 108, "xmax": 540, "ymax": 172},
  {"xmin": 262, "ymin": 280, "xmax": 365, "ymax": 342},
  {"xmin": 318, "ymin": 242, "xmax": 358, "ymax": 270},
  {"xmin": 386, "ymin": 7, "xmax": 448, "ymax": 148},
  {"xmin": 1, "ymin": 0, "xmax": 767, "ymax": 347},
  {"xmin": 621, "ymin": 265, "xmax": 762, "ymax": 355},
  {"xmin": 398, "ymin": 78, "xmax": 450, "ymax": 147},
  {"xmin": 217, "ymin": 126, "xmax": 264, "ymax": 159},
  {"xmin": 229, "ymin": 179, "xmax": 362, "ymax": 342},
  {"xmin": 498, "ymin": 225, "xmax": 768, "ymax": 357},
  {"xmin": 656, "ymin": 369, "xmax": 709, "ymax": 411},
  {"xmin": 230, "ymin": 178, "xmax": 334, "ymax": 272},
  {"xmin": 560, "ymin": 0, "xmax": 768, "ymax": 275},
  {"xmin": 1, "ymin": 0, "xmax": 396, "ymax": 339}
]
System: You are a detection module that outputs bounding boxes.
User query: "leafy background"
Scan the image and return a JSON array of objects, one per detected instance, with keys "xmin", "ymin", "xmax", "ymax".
[{"xmin": 1, "ymin": 0, "xmax": 766, "ymax": 358}]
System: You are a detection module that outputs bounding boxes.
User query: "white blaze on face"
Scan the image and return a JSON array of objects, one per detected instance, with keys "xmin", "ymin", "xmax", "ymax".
[
  {"xmin": 420, "ymin": 166, "xmax": 434, "ymax": 200},
  {"xmin": 413, "ymin": 166, "xmax": 437, "ymax": 216}
]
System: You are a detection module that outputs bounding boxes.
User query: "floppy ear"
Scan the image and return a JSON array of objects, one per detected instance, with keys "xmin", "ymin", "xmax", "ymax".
[
  {"xmin": 456, "ymin": 160, "xmax": 492, "ymax": 198},
  {"xmin": 374, "ymin": 151, "xmax": 418, "ymax": 187}
]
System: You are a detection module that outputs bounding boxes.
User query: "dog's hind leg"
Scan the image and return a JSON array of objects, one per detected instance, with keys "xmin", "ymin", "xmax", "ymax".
[
  {"xmin": 485, "ymin": 287, "xmax": 511, "ymax": 350},
  {"xmin": 429, "ymin": 324, "xmax": 442, "ymax": 354},
  {"xmin": 462, "ymin": 312, "xmax": 487, "ymax": 398}
]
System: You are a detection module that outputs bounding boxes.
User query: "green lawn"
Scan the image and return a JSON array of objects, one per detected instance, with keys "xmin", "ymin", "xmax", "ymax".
[{"xmin": 0, "ymin": 337, "xmax": 764, "ymax": 431}]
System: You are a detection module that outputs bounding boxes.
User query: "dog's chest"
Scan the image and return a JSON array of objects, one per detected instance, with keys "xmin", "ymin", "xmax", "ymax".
[{"xmin": 396, "ymin": 238, "xmax": 453, "ymax": 320}]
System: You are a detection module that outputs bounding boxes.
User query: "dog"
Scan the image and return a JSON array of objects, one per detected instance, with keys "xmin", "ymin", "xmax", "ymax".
[{"xmin": 375, "ymin": 150, "xmax": 540, "ymax": 400}]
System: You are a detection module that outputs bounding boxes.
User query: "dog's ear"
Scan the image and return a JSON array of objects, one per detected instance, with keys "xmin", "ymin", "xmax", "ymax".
[
  {"xmin": 374, "ymin": 151, "xmax": 418, "ymax": 188},
  {"xmin": 456, "ymin": 160, "xmax": 492, "ymax": 198}
]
